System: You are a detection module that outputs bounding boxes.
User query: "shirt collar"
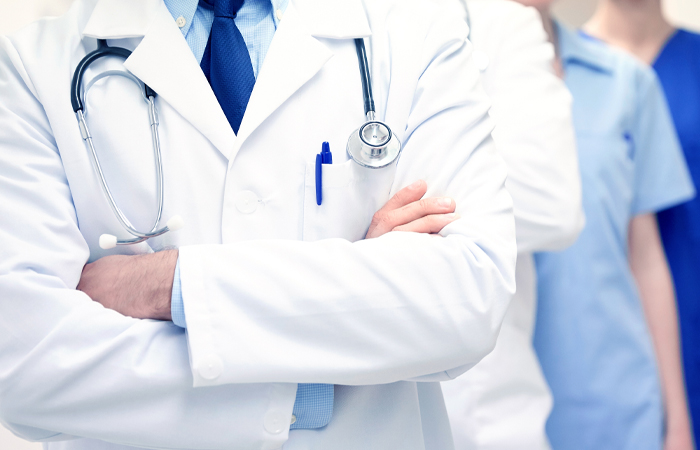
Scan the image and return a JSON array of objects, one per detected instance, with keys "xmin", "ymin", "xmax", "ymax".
[
  {"xmin": 271, "ymin": 0, "xmax": 289, "ymax": 27},
  {"xmin": 163, "ymin": 0, "xmax": 199, "ymax": 37},
  {"xmin": 162, "ymin": 0, "xmax": 290, "ymax": 36},
  {"xmin": 83, "ymin": 0, "xmax": 369, "ymax": 40},
  {"xmin": 556, "ymin": 21, "xmax": 616, "ymax": 75}
]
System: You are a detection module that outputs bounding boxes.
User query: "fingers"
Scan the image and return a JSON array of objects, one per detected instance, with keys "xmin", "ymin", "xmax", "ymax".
[
  {"xmin": 365, "ymin": 180, "xmax": 460, "ymax": 239},
  {"xmin": 366, "ymin": 180, "xmax": 427, "ymax": 239},
  {"xmin": 377, "ymin": 180, "xmax": 428, "ymax": 214},
  {"xmin": 366, "ymin": 195, "xmax": 457, "ymax": 239},
  {"xmin": 393, "ymin": 213, "xmax": 461, "ymax": 234},
  {"xmin": 387, "ymin": 196, "xmax": 456, "ymax": 228}
]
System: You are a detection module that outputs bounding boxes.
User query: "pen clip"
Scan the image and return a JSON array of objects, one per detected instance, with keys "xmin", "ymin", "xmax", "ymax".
[{"xmin": 321, "ymin": 141, "xmax": 333, "ymax": 164}]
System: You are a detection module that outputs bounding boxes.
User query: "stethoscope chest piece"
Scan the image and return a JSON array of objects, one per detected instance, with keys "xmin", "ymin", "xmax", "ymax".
[
  {"xmin": 347, "ymin": 120, "xmax": 402, "ymax": 169},
  {"xmin": 347, "ymin": 37, "xmax": 402, "ymax": 169}
]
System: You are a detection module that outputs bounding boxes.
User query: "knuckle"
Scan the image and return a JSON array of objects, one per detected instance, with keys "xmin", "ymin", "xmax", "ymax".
[
  {"xmin": 371, "ymin": 212, "xmax": 393, "ymax": 231},
  {"xmin": 393, "ymin": 192, "xmax": 410, "ymax": 206},
  {"xmin": 381, "ymin": 211, "xmax": 398, "ymax": 227}
]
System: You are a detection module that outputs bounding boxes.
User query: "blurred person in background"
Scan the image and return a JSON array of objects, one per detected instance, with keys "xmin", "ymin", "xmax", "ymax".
[
  {"xmin": 511, "ymin": 0, "xmax": 696, "ymax": 449},
  {"xmin": 584, "ymin": 0, "xmax": 700, "ymax": 445},
  {"xmin": 439, "ymin": 1, "xmax": 583, "ymax": 449}
]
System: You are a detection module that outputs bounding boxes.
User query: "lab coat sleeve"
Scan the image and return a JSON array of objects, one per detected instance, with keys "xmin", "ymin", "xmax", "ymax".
[
  {"xmin": 0, "ymin": 36, "xmax": 296, "ymax": 450},
  {"xmin": 479, "ymin": 3, "xmax": 584, "ymax": 253},
  {"xmin": 178, "ymin": 13, "xmax": 517, "ymax": 387}
]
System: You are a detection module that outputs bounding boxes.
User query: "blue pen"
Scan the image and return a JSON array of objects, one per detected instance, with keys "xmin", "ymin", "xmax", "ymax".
[{"xmin": 315, "ymin": 142, "xmax": 333, "ymax": 205}]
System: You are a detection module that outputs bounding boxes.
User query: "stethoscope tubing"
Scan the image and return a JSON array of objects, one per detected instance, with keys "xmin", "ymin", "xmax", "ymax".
[
  {"xmin": 354, "ymin": 38, "xmax": 375, "ymax": 119},
  {"xmin": 71, "ymin": 40, "xmax": 156, "ymax": 113},
  {"xmin": 346, "ymin": 38, "xmax": 402, "ymax": 169},
  {"xmin": 72, "ymin": 39, "xmax": 170, "ymax": 246}
]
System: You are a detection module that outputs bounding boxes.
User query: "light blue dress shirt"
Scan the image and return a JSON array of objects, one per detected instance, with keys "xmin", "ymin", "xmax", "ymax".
[
  {"xmin": 533, "ymin": 23, "xmax": 695, "ymax": 450},
  {"xmin": 164, "ymin": 0, "xmax": 288, "ymax": 77},
  {"xmin": 164, "ymin": 0, "xmax": 333, "ymax": 431}
]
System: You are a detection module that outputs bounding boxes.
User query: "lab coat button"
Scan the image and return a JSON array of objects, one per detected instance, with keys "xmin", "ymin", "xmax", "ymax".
[
  {"xmin": 290, "ymin": 414, "xmax": 297, "ymax": 425},
  {"xmin": 176, "ymin": 16, "xmax": 186, "ymax": 28},
  {"xmin": 264, "ymin": 411, "xmax": 287, "ymax": 434},
  {"xmin": 234, "ymin": 190, "xmax": 260, "ymax": 214},
  {"xmin": 197, "ymin": 355, "xmax": 223, "ymax": 380}
]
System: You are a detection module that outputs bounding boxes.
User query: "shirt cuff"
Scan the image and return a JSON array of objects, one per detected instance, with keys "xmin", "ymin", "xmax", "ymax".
[{"xmin": 171, "ymin": 259, "xmax": 187, "ymax": 328}]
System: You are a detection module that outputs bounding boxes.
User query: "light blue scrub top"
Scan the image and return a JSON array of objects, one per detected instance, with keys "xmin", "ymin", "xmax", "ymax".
[{"xmin": 533, "ymin": 24, "xmax": 695, "ymax": 450}]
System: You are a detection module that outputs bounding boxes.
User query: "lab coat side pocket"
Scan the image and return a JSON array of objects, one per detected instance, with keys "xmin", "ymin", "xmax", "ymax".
[{"xmin": 303, "ymin": 159, "xmax": 397, "ymax": 242}]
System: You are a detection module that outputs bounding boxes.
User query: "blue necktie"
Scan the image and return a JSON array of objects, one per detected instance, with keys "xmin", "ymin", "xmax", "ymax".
[
  {"xmin": 200, "ymin": 0, "xmax": 255, "ymax": 134},
  {"xmin": 198, "ymin": 0, "xmax": 334, "ymax": 429}
]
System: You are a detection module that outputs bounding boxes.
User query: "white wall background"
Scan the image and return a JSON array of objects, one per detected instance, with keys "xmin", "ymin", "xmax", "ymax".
[
  {"xmin": 554, "ymin": 0, "xmax": 700, "ymax": 30},
  {"xmin": 0, "ymin": 0, "xmax": 698, "ymax": 448}
]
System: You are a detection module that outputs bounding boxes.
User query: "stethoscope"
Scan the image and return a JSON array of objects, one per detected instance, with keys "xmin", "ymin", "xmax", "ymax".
[
  {"xmin": 346, "ymin": 38, "xmax": 402, "ymax": 169},
  {"xmin": 71, "ymin": 37, "xmax": 399, "ymax": 249},
  {"xmin": 71, "ymin": 39, "xmax": 183, "ymax": 250}
]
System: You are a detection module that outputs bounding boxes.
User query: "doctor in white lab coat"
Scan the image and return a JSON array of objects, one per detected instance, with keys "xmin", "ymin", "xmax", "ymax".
[
  {"xmin": 440, "ymin": 1, "xmax": 583, "ymax": 449},
  {"xmin": 0, "ymin": 0, "xmax": 516, "ymax": 449}
]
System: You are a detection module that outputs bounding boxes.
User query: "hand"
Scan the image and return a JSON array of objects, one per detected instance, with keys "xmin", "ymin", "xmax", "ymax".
[
  {"xmin": 77, "ymin": 250, "xmax": 178, "ymax": 320},
  {"xmin": 366, "ymin": 180, "xmax": 459, "ymax": 239}
]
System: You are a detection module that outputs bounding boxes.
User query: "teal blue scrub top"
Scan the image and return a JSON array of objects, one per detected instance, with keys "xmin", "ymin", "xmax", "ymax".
[{"xmin": 533, "ymin": 24, "xmax": 695, "ymax": 450}]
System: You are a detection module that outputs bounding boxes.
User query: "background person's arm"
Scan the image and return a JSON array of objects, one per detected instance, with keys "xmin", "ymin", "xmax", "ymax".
[
  {"xmin": 472, "ymin": 1, "xmax": 583, "ymax": 254},
  {"xmin": 629, "ymin": 213, "xmax": 694, "ymax": 450},
  {"xmin": 626, "ymin": 63, "xmax": 696, "ymax": 450}
]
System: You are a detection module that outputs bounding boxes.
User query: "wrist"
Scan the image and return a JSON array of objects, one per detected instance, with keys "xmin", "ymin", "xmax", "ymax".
[
  {"xmin": 666, "ymin": 407, "xmax": 692, "ymax": 434},
  {"xmin": 140, "ymin": 249, "xmax": 178, "ymax": 321}
]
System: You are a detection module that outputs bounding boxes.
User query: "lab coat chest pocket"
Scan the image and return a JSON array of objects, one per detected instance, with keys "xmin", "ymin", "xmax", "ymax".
[{"xmin": 303, "ymin": 159, "xmax": 397, "ymax": 242}]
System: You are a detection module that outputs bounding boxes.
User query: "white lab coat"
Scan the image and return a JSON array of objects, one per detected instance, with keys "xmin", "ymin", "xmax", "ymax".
[
  {"xmin": 440, "ymin": 1, "xmax": 584, "ymax": 449},
  {"xmin": 0, "ymin": 0, "xmax": 517, "ymax": 449}
]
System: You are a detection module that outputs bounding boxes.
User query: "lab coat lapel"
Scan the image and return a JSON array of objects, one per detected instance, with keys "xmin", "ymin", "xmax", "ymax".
[
  {"xmin": 81, "ymin": 0, "xmax": 371, "ymax": 164},
  {"xmin": 231, "ymin": 2, "xmax": 334, "ymax": 160},
  {"xmin": 83, "ymin": 0, "xmax": 235, "ymax": 161}
]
